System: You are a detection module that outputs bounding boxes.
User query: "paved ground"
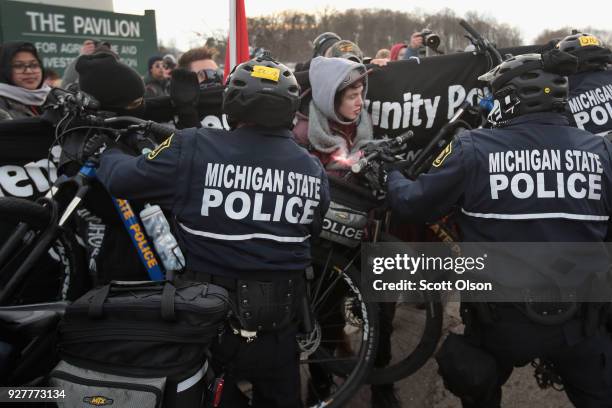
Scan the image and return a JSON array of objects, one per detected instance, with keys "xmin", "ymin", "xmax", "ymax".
[{"xmin": 349, "ymin": 301, "xmax": 573, "ymax": 408}]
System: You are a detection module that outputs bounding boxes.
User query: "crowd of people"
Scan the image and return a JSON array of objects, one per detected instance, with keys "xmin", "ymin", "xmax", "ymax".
[
  {"xmin": 0, "ymin": 37, "xmax": 226, "ymax": 121},
  {"xmin": 1, "ymin": 26, "xmax": 612, "ymax": 408}
]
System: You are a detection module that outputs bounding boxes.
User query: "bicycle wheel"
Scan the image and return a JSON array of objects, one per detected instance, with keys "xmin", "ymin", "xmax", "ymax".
[
  {"xmin": 0, "ymin": 197, "xmax": 88, "ymax": 305},
  {"xmin": 368, "ymin": 232, "xmax": 445, "ymax": 384},
  {"xmin": 299, "ymin": 245, "xmax": 379, "ymax": 408},
  {"xmin": 368, "ymin": 291, "xmax": 443, "ymax": 384},
  {"xmin": 308, "ymin": 239, "xmax": 443, "ymax": 385}
]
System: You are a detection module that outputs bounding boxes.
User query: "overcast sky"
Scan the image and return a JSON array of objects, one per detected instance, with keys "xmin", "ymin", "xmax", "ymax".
[{"xmin": 112, "ymin": 0, "xmax": 612, "ymax": 50}]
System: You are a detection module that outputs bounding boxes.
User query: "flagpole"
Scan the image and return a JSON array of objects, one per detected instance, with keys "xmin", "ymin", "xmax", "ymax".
[{"xmin": 229, "ymin": 0, "xmax": 237, "ymax": 71}]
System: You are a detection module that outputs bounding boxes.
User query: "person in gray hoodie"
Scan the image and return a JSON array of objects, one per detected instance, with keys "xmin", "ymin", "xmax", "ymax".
[
  {"xmin": 292, "ymin": 56, "xmax": 373, "ymax": 176},
  {"xmin": 293, "ymin": 56, "xmax": 402, "ymax": 408}
]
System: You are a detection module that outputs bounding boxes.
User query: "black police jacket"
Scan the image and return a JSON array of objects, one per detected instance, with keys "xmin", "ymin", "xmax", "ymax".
[
  {"xmin": 567, "ymin": 70, "xmax": 612, "ymax": 135},
  {"xmin": 387, "ymin": 112, "xmax": 612, "ymax": 243},
  {"xmin": 97, "ymin": 126, "xmax": 330, "ymax": 279}
]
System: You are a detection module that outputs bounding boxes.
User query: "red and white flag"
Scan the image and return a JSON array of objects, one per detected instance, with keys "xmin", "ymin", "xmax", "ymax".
[{"xmin": 224, "ymin": 0, "xmax": 250, "ymax": 81}]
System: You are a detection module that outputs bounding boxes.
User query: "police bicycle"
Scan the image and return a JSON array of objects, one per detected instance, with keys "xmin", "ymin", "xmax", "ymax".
[
  {"xmin": 0, "ymin": 89, "xmax": 185, "ymax": 382},
  {"xmin": 0, "ymin": 91, "xmax": 177, "ymax": 307},
  {"xmin": 304, "ymin": 103, "xmax": 480, "ymax": 401},
  {"xmin": 0, "ymin": 90, "xmax": 381, "ymax": 408}
]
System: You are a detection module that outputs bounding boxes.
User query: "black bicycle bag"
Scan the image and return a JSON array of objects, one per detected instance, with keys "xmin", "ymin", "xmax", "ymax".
[{"xmin": 50, "ymin": 280, "xmax": 229, "ymax": 408}]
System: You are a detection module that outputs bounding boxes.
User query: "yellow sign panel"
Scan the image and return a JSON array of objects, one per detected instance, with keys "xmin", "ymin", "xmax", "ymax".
[
  {"xmin": 578, "ymin": 36, "xmax": 600, "ymax": 47},
  {"xmin": 251, "ymin": 65, "xmax": 280, "ymax": 82}
]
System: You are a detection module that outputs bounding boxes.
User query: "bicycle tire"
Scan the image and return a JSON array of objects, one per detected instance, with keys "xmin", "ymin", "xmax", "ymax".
[
  {"xmin": 299, "ymin": 246, "xmax": 379, "ymax": 408},
  {"xmin": 314, "ymin": 252, "xmax": 443, "ymax": 384},
  {"xmin": 363, "ymin": 231, "xmax": 444, "ymax": 384},
  {"xmin": 0, "ymin": 199, "xmax": 88, "ymax": 305},
  {"xmin": 367, "ymin": 293, "xmax": 443, "ymax": 384},
  {"xmin": 311, "ymin": 242, "xmax": 443, "ymax": 385}
]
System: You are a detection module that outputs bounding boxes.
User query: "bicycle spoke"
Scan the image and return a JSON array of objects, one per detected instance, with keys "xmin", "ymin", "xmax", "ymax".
[
  {"xmin": 312, "ymin": 269, "xmax": 344, "ymax": 312},
  {"xmin": 312, "ymin": 247, "xmax": 333, "ymax": 302}
]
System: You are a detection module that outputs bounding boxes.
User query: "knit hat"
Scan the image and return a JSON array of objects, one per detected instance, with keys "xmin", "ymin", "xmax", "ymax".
[
  {"xmin": 76, "ymin": 53, "xmax": 145, "ymax": 109},
  {"xmin": 148, "ymin": 55, "xmax": 163, "ymax": 72}
]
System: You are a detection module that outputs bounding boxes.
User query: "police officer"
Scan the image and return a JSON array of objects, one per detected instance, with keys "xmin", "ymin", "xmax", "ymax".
[
  {"xmin": 386, "ymin": 53, "xmax": 612, "ymax": 407},
  {"xmin": 557, "ymin": 32, "xmax": 612, "ymax": 135},
  {"xmin": 95, "ymin": 55, "xmax": 330, "ymax": 408}
]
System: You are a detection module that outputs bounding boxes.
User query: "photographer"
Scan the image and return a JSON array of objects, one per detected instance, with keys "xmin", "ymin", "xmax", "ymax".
[
  {"xmin": 402, "ymin": 30, "xmax": 442, "ymax": 59},
  {"xmin": 402, "ymin": 32, "xmax": 424, "ymax": 59}
]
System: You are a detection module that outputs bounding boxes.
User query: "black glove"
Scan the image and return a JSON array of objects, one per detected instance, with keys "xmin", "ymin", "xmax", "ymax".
[
  {"xmin": 122, "ymin": 133, "xmax": 158, "ymax": 155},
  {"xmin": 80, "ymin": 134, "xmax": 113, "ymax": 162},
  {"xmin": 541, "ymin": 49, "xmax": 578, "ymax": 76},
  {"xmin": 170, "ymin": 68, "xmax": 200, "ymax": 129}
]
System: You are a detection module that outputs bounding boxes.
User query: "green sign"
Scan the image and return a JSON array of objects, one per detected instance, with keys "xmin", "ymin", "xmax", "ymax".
[{"xmin": 0, "ymin": 0, "xmax": 158, "ymax": 76}]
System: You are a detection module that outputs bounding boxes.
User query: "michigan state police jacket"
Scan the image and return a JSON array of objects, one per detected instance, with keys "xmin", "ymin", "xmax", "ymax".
[
  {"xmin": 567, "ymin": 69, "xmax": 612, "ymax": 135},
  {"xmin": 387, "ymin": 112, "xmax": 612, "ymax": 242},
  {"xmin": 97, "ymin": 126, "xmax": 330, "ymax": 279}
]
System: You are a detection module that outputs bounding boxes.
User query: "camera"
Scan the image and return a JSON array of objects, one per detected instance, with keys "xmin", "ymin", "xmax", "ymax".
[{"xmin": 419, "ymin": 29, "xmax": 441, "ymax": 51}]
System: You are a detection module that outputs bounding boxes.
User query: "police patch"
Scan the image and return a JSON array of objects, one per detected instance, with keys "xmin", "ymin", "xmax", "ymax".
[
  {"xmin": 432, "ymin": 143, "xmax": 452, "ymax": 167},
  {"xmin": 147, "ymin": 134, "xmax": 174, "ymax": 160}
]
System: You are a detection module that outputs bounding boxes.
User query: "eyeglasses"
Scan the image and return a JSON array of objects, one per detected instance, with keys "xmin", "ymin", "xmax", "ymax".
[
  {"xmin": 11, "ymin": 62, "xmax": 42, "ymax": 73},
  {"xmin": 197, "ymin": 69, "xmax": 222, "ymax": 88}
]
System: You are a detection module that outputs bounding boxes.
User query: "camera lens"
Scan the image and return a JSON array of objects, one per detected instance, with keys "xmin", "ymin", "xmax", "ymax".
[{"xmin": 426, "ymin": 34, "xmax": 440, "ymax": 49}]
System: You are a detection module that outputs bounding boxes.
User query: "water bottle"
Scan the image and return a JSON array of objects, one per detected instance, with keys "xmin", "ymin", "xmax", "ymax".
[{"xmin": 140, "ymin": 204, "xmax": 185, "ymax": 273}]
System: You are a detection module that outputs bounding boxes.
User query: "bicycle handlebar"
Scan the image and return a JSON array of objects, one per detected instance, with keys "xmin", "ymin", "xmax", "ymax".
[
  {"xmin": 351, "ymin": 131, "xmax": 414, "ymax": 174},
  {"xmin": 459, "ymin": 20, "xmax": 483, "ymax": 43},
  {"xmin": 459, "ymin": 19, "xmax": 503, "ymax": 65},
  {"xmin": 92, "ymin": 116, "xmax": 175, "ymax": 140}
]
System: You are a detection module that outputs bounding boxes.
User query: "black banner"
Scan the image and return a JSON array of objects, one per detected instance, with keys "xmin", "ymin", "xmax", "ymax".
[
  {"xmin": 0, "ymin": 119, "xmax": 57, "ymax": 199},
  {"xmin": 0, "ymin": 46, "xmax": 547, "ymax": 200},
  {"xmin": 366, "ymin": 52, "xmax": 488, "ymax": 143}
]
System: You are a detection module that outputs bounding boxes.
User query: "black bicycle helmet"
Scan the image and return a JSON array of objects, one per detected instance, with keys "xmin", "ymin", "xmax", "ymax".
[
  {"xmin": 557, "ymin": 33, "xmax": 611, "ymax": 72},
  {"xmin": 312, "ymin": 32, "xmax": 341, "ymax": 58},
  {"xmin": 478, "ymin": 53, "xmax": 571, "ymax": 121},
  {"xmin": 223, "ymin": 54, "xmax": 300, "ymax": 129}
]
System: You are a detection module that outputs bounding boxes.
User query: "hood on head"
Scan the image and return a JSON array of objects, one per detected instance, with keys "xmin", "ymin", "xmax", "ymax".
[
  {"xmin": 308, "ymin": 56, "xmax": 368, "ymax": 125},
  {"xmin": 0, "ymin": 41, "xmax": 44, "ymax": 88},
  {"xmin": 390, "ymin": 43, "xmax": 407, "ymax": 61}
]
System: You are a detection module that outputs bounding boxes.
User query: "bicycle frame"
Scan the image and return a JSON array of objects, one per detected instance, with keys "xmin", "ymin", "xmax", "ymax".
[{"xmin": 47, "ymin": 160, "xmax": 164, "ymax": 281}]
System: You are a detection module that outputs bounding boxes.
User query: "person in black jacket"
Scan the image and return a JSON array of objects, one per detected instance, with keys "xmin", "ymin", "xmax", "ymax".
[
  {"xmin": 144, "ymin": 55, "xmax": 170, "ymax": 97},
  {"xmin": 387, "ymin": 52, "xmax": 612, "ymax": 407},
  {"xmin": 95, "ymin": 55, "xmax": 330, "ymax": 408},
  {"xmin": 557, "ymin": 32, "xmax": 612, "ymax": 135}
]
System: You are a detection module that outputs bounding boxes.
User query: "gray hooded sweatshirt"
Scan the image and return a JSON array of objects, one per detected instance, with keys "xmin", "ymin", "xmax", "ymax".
[{"xmin": 307, "ymin": 57, "xmax": 373, "ymax": 170}]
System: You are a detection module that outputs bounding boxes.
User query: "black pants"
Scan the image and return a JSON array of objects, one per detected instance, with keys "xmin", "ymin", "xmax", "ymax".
[
  {"xmin": 460, "ymin": 306, "xmax": 612, "ymax": 408},
  {"xmin": 211, "ymin": 325, "xmax": 301, "ymax": 408},
  {"xmin": 375, "ymin": 302, "xmax": 397, "ymax": 367}
]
